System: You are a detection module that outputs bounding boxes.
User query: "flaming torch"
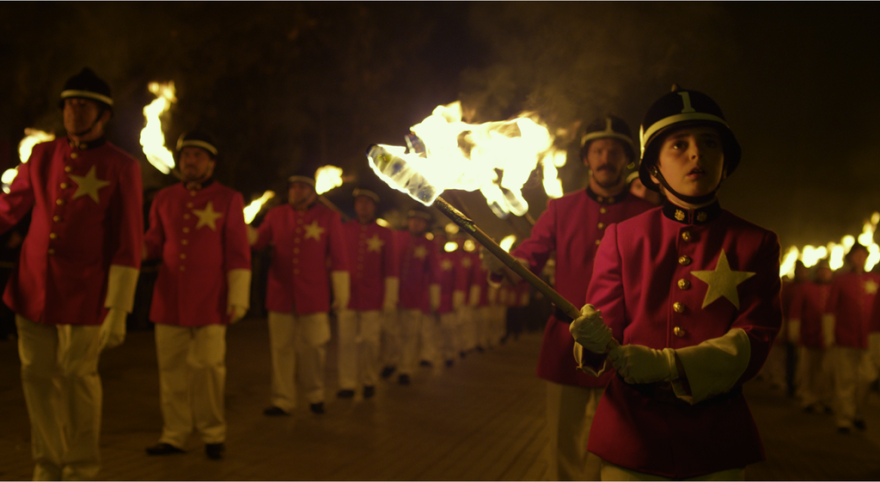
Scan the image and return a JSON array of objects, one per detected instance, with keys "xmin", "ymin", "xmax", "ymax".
[
  {"xmin": 140, "ymin": 81, "xmax": 177, "ymax": 176},
  {"xmin": 367, "ymin": 144, "xmax": 610, "ymax": 343},
  {"xmin": 314, "ymin": 164, "xmax": 350, "ymax": 221},
  {"xmin": 243, "ymin": 191, "xmax": 276, "ymax": 225},
  {"xmin": 3, "ymin": 128, "xmax": 55, "ymax": 193}
]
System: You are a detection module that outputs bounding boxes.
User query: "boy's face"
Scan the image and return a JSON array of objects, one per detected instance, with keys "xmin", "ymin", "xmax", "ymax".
[{"xmin": 652, "ymin": 126, "xmax": 725, "ymax": 202}]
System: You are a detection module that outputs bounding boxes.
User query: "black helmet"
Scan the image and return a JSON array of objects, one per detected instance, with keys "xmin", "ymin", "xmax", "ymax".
[
  {"xmin": 59, "ymin": 68, "xmax": 113, "ymax": 111},
  {"xmin": 638, "ymin": 85, "xmax": 741, "ymax": 195},
  {"xmin": 579, "ymin": 114, "xmax": 637, "ymax": 164},
  {"xmin": 639, "ymin": 84, "xmax": 742, "ymax": 196},
  {"xmin": 176, "ymin": 130, "xmax": 219, "ymax": 158}
]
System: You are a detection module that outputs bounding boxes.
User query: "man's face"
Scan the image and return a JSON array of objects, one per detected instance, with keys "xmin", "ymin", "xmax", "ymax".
[
  {"xmin": 63, "ymin": 98, "xmax": 104, "ymax": 136},
  {"xmin": 179, "ymin": 147, "xmax": 215, "ymax": 182},
  {"xmin": 408, "ymin": 217, "xmax": 428, "ymax": 235},
  {"xmin": 354, "ymin": 196, "xmax": 376, "ymax": 221},
  {"xmin": 288, "ymin": 182, "xmax": 315, "ymax": 207},
  {"xmin": 653, "ymin": 126, "xmax": 725, "ymax": 201},
  {"xmin": 584, "ymin": 138, "xmax": 629, "ymax": 189},
  {"xmin": 849, "ymin": 249, "xmax": 868, "ymax": 271},
  {"xmin": 817, "ymin": 267, "xmax": 833, "ymax": 283}
]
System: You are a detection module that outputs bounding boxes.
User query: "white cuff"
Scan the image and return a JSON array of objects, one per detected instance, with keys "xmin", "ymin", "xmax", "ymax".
[
  {"xmin": 227, "ymin": 269, "xmax": 251, "ymax": 310},
  {"xmin": 452, "ymin": 290, "xmax": 466, "ymax": 310},
  {"xmin": 469, "ymin": 285, "xmax": 481, "ymax": 307},
  {"xmin": 104, "ymin": 265, "xmax": 139, "ymax": 312},
  {"xmin": 332, "ymin": 270, "xmax": 350, "ymax": 311},
  {"xmin": 673, "ymin": 328, "xmax": 751, "ymax": 404},
  {"xmin": 487, "ymin": 286, "xmax": 498, "ymax": 304},
  {"xmin": 429, "ymin": 284, "xmax": 441, "ymax": 311}
]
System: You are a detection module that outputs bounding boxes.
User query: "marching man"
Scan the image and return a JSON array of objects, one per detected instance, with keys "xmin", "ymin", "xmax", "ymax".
[
  {"xmin": 487, "ymin": 115, "xmax": 653, "ymax": 480},
  {"xmin": 788, "ymin": 260, "xmax": 834, "ymax": 413},
  {"xmin": 3, "ymin": 68, "xmax": 143, "ymax": 480},
  {"xmin": 143, "ymin": 131, "xmax": 251, "ymax": 460},
  {"xmin": 252, "ymin": 171, "xmax": 349, "ymax": 415},
  {"xmin": 395, "ymin": 207, "xmax": 440, "ymax": 385},
  {"xmin": 432, "ymin": 227, "xmax": 467, "ymax": 367},
  {"xmin": 826, "ymin": 243, "xmax": 880, "ymax": 432},
  {"xmin": 572, "ymin": 86, "xmax": 781, "ymax": 479},
  {"xmin": 337, "ymin": 188, "xmax": 397, "ymax": 399}
]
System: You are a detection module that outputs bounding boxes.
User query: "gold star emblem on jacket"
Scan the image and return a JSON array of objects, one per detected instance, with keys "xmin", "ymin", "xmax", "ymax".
[
  {"xmin": 413, "ymin": 245, "xmax": 427, "ymax": 259},
  {"xmin": 441, "ymin": 259, "xmax": 453, "ymax": 271},
  {"xmin": 193, "ymin": 202, "xmax": 223, "ymax": 230},
  {"xmin": 690, "ymin": 249, "xmax": 756, "ymax": 309},
  {"xmin": 366, "ymin": 234, "xmax": 384, "ymax": 252},
  {"xmin": 304, "ymin": 221, "xmax": 325, "ymax": 241},
  {"xmin": 69, "ymin": 165, "xmax": 110, "ymax": 203},
  {"xmin": 866, "ymin": 280, "xmax": 878, "ymax": 294}
]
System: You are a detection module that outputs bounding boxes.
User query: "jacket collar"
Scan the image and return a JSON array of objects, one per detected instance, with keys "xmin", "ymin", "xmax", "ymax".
[
  {"xmin": 68, "ymin": 136, "xmax": 106, "ymax": 150},
  {"xmin": 662, "ymin": 199, "xmax": 722, "ymax": 225},
  {"xmin": 183, "ymin": 177, "xmax": 215, "ymax": 191},
  {"xmin": 586, "ymin": 186, "xmax": 627, "ymax": 205}
]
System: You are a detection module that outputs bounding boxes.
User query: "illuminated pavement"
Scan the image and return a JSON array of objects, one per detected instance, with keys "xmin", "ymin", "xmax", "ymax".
[{"xmin": 2, "ymin": 319, "xmax": 880, "ymax": 481}]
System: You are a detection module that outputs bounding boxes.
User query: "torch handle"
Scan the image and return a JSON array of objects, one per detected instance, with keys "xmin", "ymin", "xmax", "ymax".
[{"xmin": 317, "ymin": 195, "xmax": 352, "ymax": 223}]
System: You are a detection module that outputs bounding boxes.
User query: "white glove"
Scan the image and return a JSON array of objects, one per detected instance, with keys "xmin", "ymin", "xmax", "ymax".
[
  {"xmin": 247, "ymin": 225, "xmax": 259, "ymax": 246},
  {"xmin": 331, "ymin": 270, "xmax": 350, "ymax": 313},
  {"xmin": 228, "ymin": 305, "xmax": 247, "ymax": 324},
  {"xmin": 609, "ymin": 344, "xmax": 679, "ymax": 384},
  {"xmin": 569, "ymin": 304, "xmax": 612, "ymax": 354},
  {"xmin": 100, "ymin": 308, "xmax": 127, "ymax": 350}
]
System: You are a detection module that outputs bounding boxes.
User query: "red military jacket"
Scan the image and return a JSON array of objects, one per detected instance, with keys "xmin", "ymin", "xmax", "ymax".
[
  {"xmin": 0, "ymin": 137, "xmax": 143, "ymax": 325},
  {"xmin": 396, "ymin": 230, "xmax": 439, "ymax": 312},
  {"xmin": 436, "ymin": 248, "xmax": 467, "ymax": 314},
  {"xmin": 343, "ymin": 219, "xmax": 397, "ymax": 311},
  {"xmin": 144, "ymin": 181, "xmax": 251, "ymax": 326},
  {"xmin": 788, "ymin": 280, "xmax": 831, "ymax": 349},
  {"xmin": 512, "ymin": 188, "xmax": 654, "ymax": 387},
  {"xmin": 254, "ymin": 201, "xmax": 349, "ymax": 315},
  {"xmin": 584, "ymin": 201, "xmax": 781, "ymax": 478},
  {"xmin": 826, "ymin": 270, "xmax": 880, "ymax": 348}
]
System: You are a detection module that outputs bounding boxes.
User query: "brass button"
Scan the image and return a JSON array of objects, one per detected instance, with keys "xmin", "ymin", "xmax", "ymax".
[
  {"xmin": 597, "ymin": 222, "xmax": 605, "ymax": 229},
  {"xmin": 595, "ymin": 240, "xmax": 601, "ymax": 246},
  {"xmin": 597, "ymin": 196, "xmax": 604, "ymax": 202},
  {"xmin": 190, "ymin": 191, "xmax": 197, "ymax": 197},
  {"xmin": 179, "ymin": 253, "xmax": 186, "ymax": 259},
  {"xmin": 64, "ymin": 166, "xmax": 72, "ymax": 173},
  {"xmin": 599, "ymin": 207, "xmax": 607, "ymax": 214},
  {"xmin": 673, "ymin": 302, "xmax": 685, "ymax": 313},
  {"xmin": 293, "ymin": 248, "xmax": 299, "ymax": 254},
  {"xmin": 70, "ymin": 152, "xmax": 78, "ymax": 159},
  {"xmin": 187, "ymin": 202, "xmax": 193, "ymax": 208},
  {"xmin": 294, "ymin": 238, "xmax": 300, "ymax": 243},
  {"xmin": 60, "ymin": 182, "xmax": 68, "ymax": 189},
  {"xmin": 184, "ymin": 214, "xmax": 190, "ymax": 219},
  {"xmin": 677, "ymin": 279, "xmax": 691, "ymax": 290},
  {"xmin": 293, "ymin": 258, "xmax": 299, "ymax": 264},
  {"xmin": 678, "ymin": 255, "xmax": 691, "ymax": 266},
  {"xmin": 49, "ymin": 232, "xmax": 58, "ymax": 240},
  {"xmin": 56, "ymin": 199, "xmax": 65, "ymax": 206},
  {"xmin": 681, "ymin": 231, "xmax": 692, "ymax": 242},
  {"xmin": 179, "ymin": 266, "xmax": 185, "ymax": 271},
  {"xmin": 48, "ymin": 248, "xmax": 55, "ymax": 255},
  {"xmin": 183, "ymin": 227, "xmax": 190, "ymax": 233},
  {"xmin": 294, "ymin": 269, "xmax": 300, "ymax": 275},
  {"xmin": 673, "ymin": 326, "xmax": 686, "ymax": 337},
  {"xmin": 181, "ymin": 239, "xmax": 188, "ymax": 245},
  {"xmin": 53, "ymin": 215, "xmax": 61, "ymax": 223}
]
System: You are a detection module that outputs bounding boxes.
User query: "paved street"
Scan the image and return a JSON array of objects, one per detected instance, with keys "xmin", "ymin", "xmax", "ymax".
[{"xmin": 2, "ymin": 319, "xmax": 880, "ymax": 480}]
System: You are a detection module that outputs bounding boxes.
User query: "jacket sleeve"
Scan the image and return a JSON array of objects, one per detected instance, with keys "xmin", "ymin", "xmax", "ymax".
[
  {"xmin": 104, "ymin": 158, "xmax": 144, "ymax": 312},
  {"xmin": 673, "ymin": 231, "xmax": 782, "ymax": 404},
  {"xmin": 327, "ymin": 210, "xmax": 349, "ymax": 273},
  {"xmin": 225, "ymin": 191, "xmax": 252, "ymax": 310},
  {"xmin": 252, "ymin": 209, "xmax": 274, "ymax": 250},
  {"xmin": 143, "ymin": 192, "xmax": 165, "ymax": 260},
  {"xmin": 0, "ymin": 145, "xmax": 40, "ymax": 235},
  {"xmin": 511, "ymin": 198, "xmax": 557, "ymax": 274}
]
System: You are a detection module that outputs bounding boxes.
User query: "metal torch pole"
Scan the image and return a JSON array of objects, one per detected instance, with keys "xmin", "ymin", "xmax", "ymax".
[{"xmin": 317, "ymin": 195, "xmax": 352, "ymax": 222}]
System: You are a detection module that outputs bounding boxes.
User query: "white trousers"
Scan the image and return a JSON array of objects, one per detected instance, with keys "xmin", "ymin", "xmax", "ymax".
[
  {"xmin": 600, "ymin": 461, "xmax": 745, "ymax": 481},
  {"xmin": 762, "ymin": 343, "xmax": 787, "ymax": 388},
  {"xmin": 834, "ymin": 346, "xmax": 878, "ymax": 428},
  {"xmin": 381, "ymin": 310, "xmax": 401, "ymax": 368},
  {"xmin": 16, "ymin": 315, "xmax": 103, "ymax": 481},
  {"xmin": 154, "ymin": 324, "xmax": 226, "ymax": 447},
  {"xmin": 546, "ymin": 381, "xmax": 604, "ymax": 481},
  {"xmin": 337, "ymin": 310, "xmax": 382, "ymax": 389},
  {"xmin": 420, "ymin": 311, "xmax": 440, "ymax": 364},
  {"xmin": 460, "ymin": 306, "xmax": 476, "ymax": 352},
  {"xmin": 438, "ymin": 311, "xmax": 460, "ymax": 361},
  {"xmin": 398, "ymin": 309, "xmax": 423, "ymax": 375},
  {"xmin": 268, "ymin": 311, "xmax": 330, "ymax": 409},
  {"xmin": 795, "ymin": 346, "xmax": 832, "ymax": 409}
]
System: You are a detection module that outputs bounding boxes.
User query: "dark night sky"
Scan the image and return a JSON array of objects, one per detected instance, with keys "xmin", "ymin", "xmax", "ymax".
[{"xmin": 1, "ymin": 2, "xmax": 878, "ymax": 249}]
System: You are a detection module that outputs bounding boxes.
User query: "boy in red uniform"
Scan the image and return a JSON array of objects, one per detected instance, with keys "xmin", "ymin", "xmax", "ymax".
[
  {"xmin": 572, "ymin": 86, "xmax": 781, "ymax": 479},
  {"xmin": 143, "ymin": 131, "xmax": 251, "ymax": 460}
]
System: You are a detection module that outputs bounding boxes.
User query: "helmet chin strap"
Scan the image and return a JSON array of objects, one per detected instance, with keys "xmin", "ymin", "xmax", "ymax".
[
  {"xmin": 71, "ymin": 109, "xmax": 106, "ymax": 138},
  {"xmin": 651, "ymin": 166, "xmax": 720, "ymax": 205}
]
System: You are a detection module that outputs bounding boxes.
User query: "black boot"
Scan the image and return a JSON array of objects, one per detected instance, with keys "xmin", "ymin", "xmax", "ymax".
[
  {"xmin": 146, "ymin": 443, "xmax": 185, "ymax": 456},
  {"xmin": 205, "ymin": 443, "xmax": 225, "ymax": 460}
]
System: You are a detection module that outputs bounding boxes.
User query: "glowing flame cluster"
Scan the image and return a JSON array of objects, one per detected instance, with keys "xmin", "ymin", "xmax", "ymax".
[
  {"xmin": 243, "ymin": 191, "xmax": 276, "ymax": 225},
  {"xmin": 315, "ymin": 165, "xmax": 344, "ymax": 195},
  {"xmin": 373, "ymin": 101, "xmax": 565, "ymax": 218},
  {"xmin": 140, "ymin": 82, "xmax": 177, "ymax": 175},
  {"xmin": 499, "ymin": 234, "xmax": 517, "ymax": 252},
  {"xmin": 3, "ymin": 128, "xmax": 55, "ymax": 192},
  {"xmin": 780, "ymin": 213, "xmax": 880, "ymax": 277}
]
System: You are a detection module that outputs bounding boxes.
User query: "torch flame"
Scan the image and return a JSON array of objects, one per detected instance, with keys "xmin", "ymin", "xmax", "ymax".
[
  {"xmin": 368, "ymin": 101, "xmax": 565, "ymax": 217},
  {"xmin": 140, "ymin": 82, "xmax": 177, "ymax": 175},
  {"xmin": 315, "ymin": 165, "xmax": 344, "ymax": 195},
  {"xmin": 243, "ymin": 191, "xmax": 275, "ymax": 224},
  {"xmin": 4, "ymin": 128, "xmax": 56, "ymax": 192},
  {"xmin": 499, "ymin": 234, "xmax": 517, "ymax": 252},
  {"xmin": 783, "ymin": 216, "xmax": 880, "ymax": 276}
]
